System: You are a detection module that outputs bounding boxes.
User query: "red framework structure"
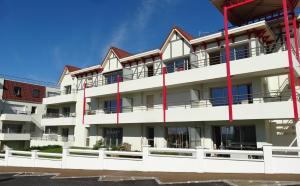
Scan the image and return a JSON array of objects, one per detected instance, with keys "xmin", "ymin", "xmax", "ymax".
[
  {"xmin": 116, "ymin": 75, "xmax": 121, "ymax": 124},
  {"xmin": 82, "ymin": 82, "xmax": 86, "ymax": 125},
  {"xmin": 223, "ymin": 0, "xmax": 255, "ymax": 122},
  {"xmin": 162, "ymin": 67, "xmax": 167, "ymax": 125},
  {"xmin": 222, "ymin": 0, "xmax": 299, "ymax": 121},
  {"xmin": 282, "ymin": 0, "xmax": 299, "ymax": 120}
]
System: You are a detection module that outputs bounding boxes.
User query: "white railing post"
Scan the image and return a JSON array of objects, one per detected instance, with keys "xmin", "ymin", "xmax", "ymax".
[
  {"xmin": 31, "ymin": 150, "xmax": 38, "ymax": 167},
  {"xmin": 4, "ymin": 148, "xmax": 11, "ymax": 166},
  {"xmin": 142, "ymin": 145, "xmax": 150, "ymax": 171},
  {"xmin": 62, "ymin": 147, "xmax": 69, "ymax": 169},
  {"xmin": 98, "ymin": 148, "xmax": 105, "ymax": 170},
  {"xmin": 263, "ymin": 145, "xmax": 273, "ymax": 174},
  {"xmin": 196, "ymin": 146, "xmax": 204, "ymax": 173}
]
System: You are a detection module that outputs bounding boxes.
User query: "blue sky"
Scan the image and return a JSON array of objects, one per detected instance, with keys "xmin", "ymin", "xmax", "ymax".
[{"xmin": 0, "ymin": 0, "xmax": 224, "ymax": 83}]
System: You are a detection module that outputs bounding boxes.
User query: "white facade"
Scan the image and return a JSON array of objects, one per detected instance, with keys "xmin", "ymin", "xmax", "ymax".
[{"xmin": 34, "ymin": 18, "xmax": 300, "ymax": 155}]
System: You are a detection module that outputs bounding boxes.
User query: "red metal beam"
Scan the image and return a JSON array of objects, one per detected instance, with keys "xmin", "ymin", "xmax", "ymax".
[
  {"xmin": 282, "ymin": 0, "xmax": 299, "ymax": 120},
  {"xmin": 292, "ymin": 13, "xmax": 300, "ymax": 62},
  {"xmin": 82, "ymin": 82, "xmax": 86, "ymax": 125},
  {"xmin": 224, "ymin": 6, "xmax": 233, "ymax": 122},
  {"xmin": 162, "ymin": 67, "xmax": 167, "ymax": 125},
  {"xmin": 226, "ymin": 0, "xmax": 256, "ymax": 10},
  {"xmin": 117, "ymin": 75, "xmax": 121, "ymax": 124}
]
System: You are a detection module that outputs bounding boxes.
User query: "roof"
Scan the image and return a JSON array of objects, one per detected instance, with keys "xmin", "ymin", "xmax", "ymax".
[
  {"xmin": 173, "ymin": 26, "xmax": 193, "ymax": 41},
  {"xmin": 111, "ymin": 47, "xmax": 131, "ymax": 59},
  {"xmin": 210, "ymin": 0, "xmax": 300, "ymax": 26},
  {"xmin": 71, "ymin": 65, "xmax": 103, "ymax": 77},
  {"xmin": 65, "ymin": 65, "xmax": 81, "ymax": 72}
]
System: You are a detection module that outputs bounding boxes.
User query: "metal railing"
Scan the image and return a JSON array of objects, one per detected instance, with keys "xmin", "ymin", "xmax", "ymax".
[
  {"xmin": 82, "ymin": 42, "xmax": 287, "ymax": 90},
  {"xmin": 85, "ymin": 89, "xmax": 293, "ymax": 115},
  {"xmin": 31, "ymin": 135, "xmax": 75, "ymax": 142},
  {"xmin": 0, "ymin": 129, "xmax": 30, "ymax": 134},
  {"xmin": 42, "ymin": 112, "xmax": 76, "ymax": 118},
  {"xmin": 0, "ymin": 109, "xmax": 30, "ymax": 115},
  {"xmin": 45, "ymin": 89, "xmax": 77, "ymax": 98}
]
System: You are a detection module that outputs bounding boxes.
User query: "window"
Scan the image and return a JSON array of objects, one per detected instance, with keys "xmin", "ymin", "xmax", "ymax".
[
  {"xmin": 212, "ymin": 125, "xmax": 257, "ymax": 150},
  {"xmin": 210, "ymin": 84, "xmax": 252, "ymax": 106},
  {"xmin": 64, "ymin": 85, "xmax": 72, "ymax": 94},
  {"xmin": 62, "ymin": 107, "xmax": 71, "ymax": 117},
  {"xmin": 146, "ymin": 95, "xmax": 154, "ymax": 110},
  {"xmin": 32, "ymin": 89, "xmax": 40, "ymax": 98},
  {"xmin": 103, "ymin": 128, "xmax": 123, "ymax": 147},
  {"xmin": 147, "ymin": 65, "xmax": 154, "ymax": 77},
  {"xmin": 45, "ymin": 126, "xmax": 58, "ymax": 134},
  {"xmin": 166, "ymin": 127, "xmax": 201, "ymax": 148},
  {"xmin": 31, "ymin": 106, "xmax": 37, "ymax": 114},
  {"xmin": 104, "ymin": 99, "xmax": 122, "ymax": 114},
  {"xmin": 14, "ymin": 86, "xmax": 22, "ymax": 97},
  {"xmin": 105, "ymin": 71, "xmax": 122, "ymax": 85},
  {"xmin": 165, "ymin": 59, "xmax": 188, "ymax": 73}
]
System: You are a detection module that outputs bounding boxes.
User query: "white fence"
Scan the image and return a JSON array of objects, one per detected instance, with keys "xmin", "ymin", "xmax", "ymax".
[{"xmin": 0, "ymin": 145, "xmax": 300, "ymax": 174}]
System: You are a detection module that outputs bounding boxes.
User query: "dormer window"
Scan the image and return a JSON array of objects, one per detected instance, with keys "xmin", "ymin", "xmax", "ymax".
[
  {"xmin": 14, "ymin": 86, "xmax": 22, "ymax": 97},
  {"xmin": 64, "ymin": 85, "xmax": 72, "ymax": 94}
]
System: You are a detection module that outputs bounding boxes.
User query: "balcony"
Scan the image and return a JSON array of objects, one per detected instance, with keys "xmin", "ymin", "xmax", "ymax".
[
  {"xmin": 43, "ymin": 90, "xmax": 77, "ymax": 105},
  {"xmin": 41, "ymin": 113, "xmax": 76, "ymax": 126},
  {"xmin": 30, "ymin": 135, "xmax": 75, "ymax": 146},
  {"xmin": 85, "ymin": 91, "xmax": 297, "ymax": 124},
  {"xmin": 0, "ymin": 129, "xmax": 30, "ymax": 141},
  {"xmin": 86, "ymin": 43, "xmax": 291, "ymax": 98},
  {"xmin": 0, "ymin": 110, "xmax": 32, "ymax": 122}
]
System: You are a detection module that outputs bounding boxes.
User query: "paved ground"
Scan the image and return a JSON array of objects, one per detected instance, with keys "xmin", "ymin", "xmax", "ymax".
[{"xmin": 0, "ymin": 167, "xmax": 300, "ymax": 185}]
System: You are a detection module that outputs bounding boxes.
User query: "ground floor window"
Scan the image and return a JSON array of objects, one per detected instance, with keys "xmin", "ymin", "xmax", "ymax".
[
  {"xmin": 166, "ymin": 127, "xmax": 201, "ymax": 148},
  {"xmin": 44, "ymin": 126, "xmax": 58, "ymax": 134},
  {"xmin": 212, "ymin": 125, "xmax": 257, "ymax": 150},
  {"xmin": 103, "ymin": 128, "xmax": 123, "ymax": 147}
]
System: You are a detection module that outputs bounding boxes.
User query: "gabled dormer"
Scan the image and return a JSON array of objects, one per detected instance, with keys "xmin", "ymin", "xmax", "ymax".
[
  {"xmin": 58, "ymin": 65, "xmax": 80, "ymax": 92},
  {"xmin": 161, "ymin": 26, "xmax": 193, "ymax": 60},
  {"xmin": 101, "ymin": 47, "xmax": 131, "ymax": 73}
]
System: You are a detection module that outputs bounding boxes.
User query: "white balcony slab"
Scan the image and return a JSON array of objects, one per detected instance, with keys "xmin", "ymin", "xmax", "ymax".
[
  {"xmin": 0, "ymin": 114, "xmax": 32, "ymax": 122},
  {"xmin": 0, "ymin": 133, "xmax": 30, "ymax": 141},
  {"xmin": 84, "ymin": 101, "xmax": 295, "ymax": 125},
  {"xmin": 41, "ymin": 117, "xmax": 76, "ymax": 126},
  {"xmin": 86, "ymin": 51, "xmax": 289, "ymax": 98},
  {"xmin": 43, "ymin": 93, "xmax": 77, "ymax": 105}
]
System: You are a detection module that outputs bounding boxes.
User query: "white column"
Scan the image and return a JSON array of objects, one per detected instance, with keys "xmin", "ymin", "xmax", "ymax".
[
  {"xmin": 142, "ymin": 145, "xmax": 150, "ymax": 171},
  {"xmin": 31, "ymin": 150, "xmax": 38, "ymax": 167},
  {"xmin": 62, "ymin": 147, "xmax": 69, "ymax": 168},
  {"xmin": 196, "ymin": 146, "xmax": 204, "ymax": 173},
  {"xmin": 4, "ymin": 148, "xmax": 11, "ymax": 166},
  {"xmin": 98, "ymin": 148, "xmax": 105, "ymax": 170},
  {"xmin": 295, "ymin": 121, "xmax": 300, "ymax": 147},
  {"xmin": 263, "ymin": 145, "xmax": 273, "ymax": 174}
]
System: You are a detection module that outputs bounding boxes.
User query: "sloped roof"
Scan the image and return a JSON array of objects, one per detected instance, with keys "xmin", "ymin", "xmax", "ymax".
[
  {"xmin": 65, "ymin": 65, "xmax": 81, "ymax": 72},
  {"xmin": 111, "ymin": 47, "xmax": 131, "ymax": 59},
  {"xmin": 174, "ymin": 26, "xmax": 193, "ymax": 41}
]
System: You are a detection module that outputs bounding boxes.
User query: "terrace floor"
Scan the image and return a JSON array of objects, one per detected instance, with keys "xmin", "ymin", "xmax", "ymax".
[{"xmin": 0, "ymin": 167, "xmax": 300, "ymax": 186}]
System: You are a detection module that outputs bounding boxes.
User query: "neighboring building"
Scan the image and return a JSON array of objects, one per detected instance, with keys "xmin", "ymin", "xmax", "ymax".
[
  {"xmin": 0, "ymin": 76, "xmax": 58, "ymax": 150},
  {"xmin": 32, "ymin": 1, "xmax": 300, "ymax": 152}
]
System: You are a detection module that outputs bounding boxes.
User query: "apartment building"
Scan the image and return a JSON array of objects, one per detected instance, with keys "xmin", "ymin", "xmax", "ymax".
[
  {"xmin": 0, "ymin": 76, "xmax": 58, "ymax": 150},
  {"xmin": 38, "ymin": 0, "xmax": 300, "ymax": 152}
]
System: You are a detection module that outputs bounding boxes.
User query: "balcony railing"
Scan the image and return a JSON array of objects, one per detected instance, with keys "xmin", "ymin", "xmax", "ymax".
[
  {"xmin": 83, "ymin": 42, "xmax": 287, "ymax": 89},
  {"xmin": 0, "ymin": 129, "xmax": 30, "ymax": 134},
  {"xmin": 42, "ymin": 112, "xmax": 76, "ymax": 119},
  {"xmin": 0, "ymin": 109, "xmax": 30, "ymax": 115},
  {"xmin": 85, "ymin": 89, "xmax": 293, "ymax": 115},
  {"xmin": 31, "ymin": 135, "xmax": 75, "ymax": 142},
  {"xmin": 46, "ymin": 89, "xmax": 77, "ymax": 98}
]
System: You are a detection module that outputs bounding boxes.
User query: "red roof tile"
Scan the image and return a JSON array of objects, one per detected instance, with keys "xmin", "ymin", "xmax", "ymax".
[
  {"xmin": 173, "ymin": 26, "xmax": 193, "ymax": 41},
  {"xmin": 65, "ymin": 65, "xmax": 81, "ymax": 72},
  {"xmin": 111, "ymin": 47, "xmax": 131, "ymax": 59}
]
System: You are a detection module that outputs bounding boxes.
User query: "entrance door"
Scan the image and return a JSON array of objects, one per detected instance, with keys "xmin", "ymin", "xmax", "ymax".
[
  {"xmin": 62, "ymin": 128, "xmax": 69, "ymax": 142},
  {"xmin": 146, "ymin": 95, "xmax": 154, "ymax": 110},
  {"xmin": 147, "ymin": 127, "xmax": 154, "ymax": 147}
]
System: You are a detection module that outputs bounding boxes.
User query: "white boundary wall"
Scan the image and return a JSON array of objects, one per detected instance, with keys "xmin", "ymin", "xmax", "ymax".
[{"xmin": 0, "ymin": 145, "xmax": 299, "ymax": 174}]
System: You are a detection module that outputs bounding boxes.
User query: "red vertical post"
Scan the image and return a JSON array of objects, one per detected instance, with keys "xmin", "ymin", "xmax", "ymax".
[
  {"xmin": 224, "ymin": 6, "xmax": 233, "ymax": 122},
  {"xmin": 282, "ymin": 0, "xmax": 299, "ymax": 120},
  {"xmin": 292, "ymin": 13, "xmax": 300, "ymax": 62},
  {"xmin": 82, "ymin": 82, "xmax": 86, "ymax": 125},
  {"xmin": 117, "ymin": 75, "xmax": 121, "ymax": 124},
  {"xmin": 162, "ymin": 67, "xmax": 167, "ymax": 125}
]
